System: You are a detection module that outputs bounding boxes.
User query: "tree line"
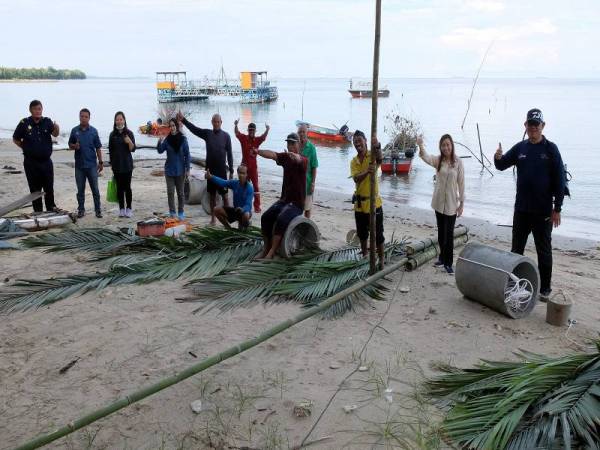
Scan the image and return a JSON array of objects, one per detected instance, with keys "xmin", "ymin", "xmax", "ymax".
[{"xmin": 0, "ymin": 66, "xmax": 86, "ymax": 80}]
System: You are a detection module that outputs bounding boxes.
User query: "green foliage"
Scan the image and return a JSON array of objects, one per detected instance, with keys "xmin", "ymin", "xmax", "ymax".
[
  {"xmin": 0, "ymin": 66, "xmax": 86, "ymax": 80},
  {"xmin": 425, "ymin": 343, "xmax": 600, "ymax": 450}
]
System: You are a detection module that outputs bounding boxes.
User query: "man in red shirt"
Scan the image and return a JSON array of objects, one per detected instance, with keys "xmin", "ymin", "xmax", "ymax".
[{"xmin": 234, "ymin": 119, "xmax": 270, "ymax": 213}]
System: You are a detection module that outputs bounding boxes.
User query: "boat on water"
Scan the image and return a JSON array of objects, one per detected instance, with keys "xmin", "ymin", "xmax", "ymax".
[
  {"xmin": 348, "ymin": 79, "xmax": 390, "ymax": 98},
  {"xmin": 380, "ymin": 142, "xmax": 416, "ymax": 175},
  {"xmin": 295, "ymin": 120, "xmax": 353, "ymax": 144}
]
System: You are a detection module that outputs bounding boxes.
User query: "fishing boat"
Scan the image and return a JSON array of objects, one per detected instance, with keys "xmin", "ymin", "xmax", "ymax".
[
  {"xmin": 138, "ymin": 122, "xmax": 170, "ymax": 137},
  {"xmin": 295, "ymin": 120, "xmax": 353, "ymax": 144},
  {"xmin": 380, "ymin": 143, "xmax": 415, "ymax": 175},
  {"xmin": 348, "ymin": 79, "xmax": 390, "ymax": 98}
]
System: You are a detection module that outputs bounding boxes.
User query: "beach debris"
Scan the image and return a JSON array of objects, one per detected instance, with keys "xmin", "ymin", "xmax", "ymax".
[
  {"xmin": 190, "ymin": 399, "xmax": 203, "ymax": 413},
  {"xmin": 399, "ymin": 285, "xmax": 410, "ymax": 293},
  {"xmin": 428, "ymin": 306, "xmax": 437, "ymax": 314},
  {"xmin": 150, "ymin": 169, "xmax": 165, "ymax": 177},
  {"xmin": 293, "ymin": 400, "xmax": 313, "ymax": 417},
  {"xmin": 188, "ymin": 351, "xmax": 197, "ymax": 358},
  {"xmin": 59, "ymin": 357, "xmax": 80, "ymax": 374},
  {"xmin": 254, "ymin": 401, "xmax": 271, "ymax": 412},
  {"xmin": 329, "ymin": 362, "xmax": 341, "ymax": 369},
  {"xmin": 343, "ymin": 404, "xmax": 358, "ymax": 413},
  {"xmin": 358, "ymin": 365, "xmax": 368, "ymax": 372}
]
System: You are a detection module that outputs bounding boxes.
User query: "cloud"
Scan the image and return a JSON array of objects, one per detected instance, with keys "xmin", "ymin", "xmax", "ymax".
[
  {"xmin": 462, "ymin": 0, "xmax": 505, "ymax": 13},
  {"xmin": 440, "ymin": 18, "xmax": 558, "ymax": 49}
]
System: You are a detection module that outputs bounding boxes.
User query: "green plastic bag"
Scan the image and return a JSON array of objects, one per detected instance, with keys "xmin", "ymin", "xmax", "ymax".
[{"xmin": 106, "ymin": 177, "xmax": 118, "ymax": 203}]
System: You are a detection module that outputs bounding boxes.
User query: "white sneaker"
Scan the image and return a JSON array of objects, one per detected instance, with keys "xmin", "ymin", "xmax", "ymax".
[
  {"xmin": 118, "ymin": 208, "xmax": 126, "ymax": 217},
  {"xmin": 125, "ymin": 208, "xmax": 133, "ymax": 218}
]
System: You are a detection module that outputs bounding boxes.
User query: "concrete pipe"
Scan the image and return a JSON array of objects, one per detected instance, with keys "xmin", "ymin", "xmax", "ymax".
[
  {"xmin": 455, "ymin": 242, "xmax": 540, "ymax": 319},
  {"xmin": 184, "ymin": 178, "xmax": 206, "ymax": 205},
  {"xmin": 278, "ymin": 216, "xmax": 321, "ymax": 258},
  {"xmin": 200, "ymin": 189, "xmax": 233, "ymax": 215}
]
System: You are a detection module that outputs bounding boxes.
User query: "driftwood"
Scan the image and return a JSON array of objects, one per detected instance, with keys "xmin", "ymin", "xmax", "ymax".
[{"xmin": 0, "ymin": 192, "xmax": 44, "ymax": 217}]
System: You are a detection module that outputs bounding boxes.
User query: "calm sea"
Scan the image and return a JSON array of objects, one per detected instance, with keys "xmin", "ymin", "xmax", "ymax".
[{"xmin": 1, "ymin": 77, "xmax": 598, "ymax": 241}]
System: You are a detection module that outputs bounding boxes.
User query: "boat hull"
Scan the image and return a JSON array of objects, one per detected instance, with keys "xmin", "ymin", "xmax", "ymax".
[
  {"xmin": 307, "ymin": 130, "xmax": 348, "ymax": 143},
  {"xmin": 139, "ymin": 125, "xmax": 171, "ymax": 136},
  {"xmin": 381, "ymin": 157, "xmax": 413, "ymax": 174}
]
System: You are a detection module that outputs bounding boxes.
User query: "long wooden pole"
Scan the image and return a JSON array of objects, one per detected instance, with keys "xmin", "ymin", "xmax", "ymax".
[{"xmin": 369, "ymin": 0, "xmax": 382, "ymax": 275}]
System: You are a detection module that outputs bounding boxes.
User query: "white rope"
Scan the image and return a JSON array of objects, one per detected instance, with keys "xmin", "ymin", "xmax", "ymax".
[{"xmin": 457, "ymin": 256, "xmax": 534, "ymax": 313}]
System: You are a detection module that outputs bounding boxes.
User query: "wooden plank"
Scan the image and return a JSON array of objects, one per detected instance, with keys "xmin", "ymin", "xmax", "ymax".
[{"xmin": 0, "ymin": 192, "xmax": 44, "ymax": 217}]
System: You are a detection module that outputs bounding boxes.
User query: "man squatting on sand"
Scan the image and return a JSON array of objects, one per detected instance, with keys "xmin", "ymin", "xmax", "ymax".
[{"xmin": 205, "ymin": 164, "xmax": 254, "ymax": 230}]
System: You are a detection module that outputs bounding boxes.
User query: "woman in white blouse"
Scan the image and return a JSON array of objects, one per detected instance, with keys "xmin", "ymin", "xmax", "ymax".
[{"xmin": 417, "ymin": 134, "xmax": 465, "ymax": 274}]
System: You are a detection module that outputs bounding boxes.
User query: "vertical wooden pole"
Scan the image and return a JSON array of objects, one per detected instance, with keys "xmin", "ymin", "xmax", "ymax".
[
  {"xmin": 476, "ymin": 123, "xmax": 484, "ymax": 173},
  {"xmin": 369, "ymin": 0, "xmax": 382, "ymax": 274}
]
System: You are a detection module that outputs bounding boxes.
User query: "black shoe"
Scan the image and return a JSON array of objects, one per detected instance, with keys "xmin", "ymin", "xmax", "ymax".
[
  {"xmin": 445, "ymin": 265, "xmax": 454, "ymax": 275},
  {"xmin": 433, "ymin": 259, "xmax": 444, "ymax": 268},
  {"xmin": 539, "ymin": 289, "xmax": 552, "ymax": 303},
  {"xmin": 95, "ymin": 211, "xmax": 103, "ymax": 218},
  {"xmin": 77, "ymin": 210, "xmax": 85, "ymax": 218}
]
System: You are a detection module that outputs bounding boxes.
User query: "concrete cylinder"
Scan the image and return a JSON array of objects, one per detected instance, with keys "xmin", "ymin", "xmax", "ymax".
[
  {"xmin": 455, "ymin": 242, "xmax": 540, "ymax": 319},
  {"xmin": 546, "ymin": 296, "xmax": 573, "ymax": 327},
  {"xmin": 184, "ymin": 178, "xmax": 206, "ymax": 205},
  {"xmin": 278, "ymin": 216, "xmax": 321, "ymax": 258}
]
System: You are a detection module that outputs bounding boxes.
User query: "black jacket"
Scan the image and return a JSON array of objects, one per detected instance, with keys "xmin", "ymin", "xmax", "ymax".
[{"xmin": 108, "ymin": 129, "xmax": 136, "ymax": 173}]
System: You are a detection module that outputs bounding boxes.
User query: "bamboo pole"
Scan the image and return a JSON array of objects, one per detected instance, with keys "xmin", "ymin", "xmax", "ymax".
[
  {"xmin": 369, "ymin": 0, "xmax": 382, "ymax": 275},
  {"xmin": 405, "ymin": 226, "xmax": 469, "ymax": 255},
  {"xmin": 406, "ymin": 235, "xmax": 469, "ymax": 271},
  {"xmin": 15, "ymin": 255, "xmax": 410, "ymax": 450}
]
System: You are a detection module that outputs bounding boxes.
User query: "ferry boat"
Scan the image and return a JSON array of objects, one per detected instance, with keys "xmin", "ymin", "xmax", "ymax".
[{"xmin": 348, "ymin": 79, "xmax": 390, "ymax": 98}]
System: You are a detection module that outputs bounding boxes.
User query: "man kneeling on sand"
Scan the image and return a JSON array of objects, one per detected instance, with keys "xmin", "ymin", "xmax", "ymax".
[
  {"xmin": 205, "ymin": 165, "xmax": 254, "ymax": 230},
  {"xmin": 255, "ymin": 133, "xmax": 307, "ymax": 259}
]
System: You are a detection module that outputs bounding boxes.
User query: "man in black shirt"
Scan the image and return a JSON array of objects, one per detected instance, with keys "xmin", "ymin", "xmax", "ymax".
[
  {"xmin": 494, "ymin": 108, "xmax": 566, "ymax": 301},
  {"xmin": 12, "ymin": 100, "xmax": 60, "ymax": 212},
  {"xmin": 176, "ymin": 112, "xmax": 233, "ymax": 225}
]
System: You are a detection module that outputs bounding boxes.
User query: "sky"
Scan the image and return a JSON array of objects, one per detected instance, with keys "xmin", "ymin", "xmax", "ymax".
[{"xmin": 1, "ymin": 0, "xmax": 599, "ymax": 79}]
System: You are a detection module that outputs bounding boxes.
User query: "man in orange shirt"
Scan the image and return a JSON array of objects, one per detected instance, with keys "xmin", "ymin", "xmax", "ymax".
[{"xmin": 234, "ymin": 119, "xmax": 269, "ymax": 213}]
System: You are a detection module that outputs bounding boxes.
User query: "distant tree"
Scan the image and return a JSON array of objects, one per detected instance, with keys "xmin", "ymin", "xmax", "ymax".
[{"xmin": 0, "ymin": 66, "xmax": 86, "ymax": 80}]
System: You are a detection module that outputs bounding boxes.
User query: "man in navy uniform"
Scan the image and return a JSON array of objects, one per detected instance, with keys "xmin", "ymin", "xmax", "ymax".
[
  {"xmin": 494, "ymin": 108, "xmax": 566, "ymax": 301},
  {"xmin": 13, "ymin": 100, "xmax": 60, "ymax": 212}
]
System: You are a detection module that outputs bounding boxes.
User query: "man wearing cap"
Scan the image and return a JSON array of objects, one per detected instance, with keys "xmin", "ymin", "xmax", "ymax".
[
  {"xmin": 234, "ymin": 119, "xmax": 270, "ymax": 213},
  {"xmin": 494, "ymin": 108, "xmax": 566, "ymax": 301},
  {"xmin": 297, "ymin": 124, "xmax": 319, "ymax": 219},
  {"xmin": 176, "ymin": 112, "xmax": 233, "ymax": 225},
  {"xmin": 12, "ymin": 99, "xmax": 60, "ymax": 212},
  {"xmin": 351, "ymin": 130, "xmax": 385, "ymax": 269},
  {"xmin": 254, "ymin": 132, "xmax": 307, "ymax": 259}
]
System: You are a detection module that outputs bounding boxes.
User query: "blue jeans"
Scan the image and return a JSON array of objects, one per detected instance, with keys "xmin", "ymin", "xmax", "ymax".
[{"xmin": 75, "ymin": 167, "xmax": 101, "ymax": 212}]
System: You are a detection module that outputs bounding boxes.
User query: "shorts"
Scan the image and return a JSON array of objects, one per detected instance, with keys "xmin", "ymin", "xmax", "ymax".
[
  {"xmin": 261, "ymin": 200, "xmax": 303, "ymax": 237},
  {"xmin": 223, "ymin": 206, "xmax": 249, "ymax": 223},
  {"xmin": 207, "ymin": 167, "xmax": 228, "ymax": 195},
  {"xmin": 304, "ymin": 194, "xmax": 313, "ymax": 211},
  {"xmin": 355, "ymin": 208, "xmax": 385, "ymax": 245}
]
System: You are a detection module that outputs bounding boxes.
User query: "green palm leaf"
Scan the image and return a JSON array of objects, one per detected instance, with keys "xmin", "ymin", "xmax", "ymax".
[{"xmin": 425, "ymin": 344, "xmax": 600, "ymax": 450}]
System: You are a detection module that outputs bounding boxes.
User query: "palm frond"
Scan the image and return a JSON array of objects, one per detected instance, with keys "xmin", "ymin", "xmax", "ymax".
[{"xmin": 425, "ymin": 344, "xmax": 600, "ymax": 450}]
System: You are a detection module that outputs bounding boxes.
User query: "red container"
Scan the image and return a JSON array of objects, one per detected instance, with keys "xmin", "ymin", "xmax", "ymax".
[{"xmin": 137, "ymin": 219, "xmax": 165, "ymax": 237}]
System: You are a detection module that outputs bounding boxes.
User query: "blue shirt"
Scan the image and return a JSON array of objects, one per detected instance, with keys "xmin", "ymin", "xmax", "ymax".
[
  {"xmin": 210, "ymin": 176, "xmax": 254, "ymax": 214},
  {"xmin": 494, "ymin": 137, "xmax": 566, "ymax": 214},
  {"xmin": 157, "ymin": 135, "xmax": 190, "ymax": 177},
  {"xmin": 68, "ymin": 125, "xmax": 102, "ymax": 169},
  {"xmin": 13, "ymin": 116, "xmax": 55, "ymax": 160}
]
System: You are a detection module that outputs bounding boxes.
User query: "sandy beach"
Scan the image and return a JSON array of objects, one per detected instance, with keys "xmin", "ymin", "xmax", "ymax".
[{"xmin": 1, "ymin": 138, "xmax": 599, "ymax": 449}]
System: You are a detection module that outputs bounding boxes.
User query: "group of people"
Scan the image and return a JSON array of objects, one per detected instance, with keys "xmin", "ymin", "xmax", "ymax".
[{"xmin": 12, "ymin": 101, "xmax": 565, "ymax": 298}]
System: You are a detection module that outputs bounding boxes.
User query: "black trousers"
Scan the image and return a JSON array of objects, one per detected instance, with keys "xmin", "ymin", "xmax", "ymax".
[
  {"xmin": 435, "ymin": 211, "xmax": 457, "ymax": 267},
  {"xmin": 511, "ymin": 211, "xmax": 553, "ymax": 293},
  {"xmin": 24, "ymin": 158, "xmax": 55, "ymax": 212},
  {"xmin": 113, "ymin": 171, "xmax": 133, "ymax": 209}
]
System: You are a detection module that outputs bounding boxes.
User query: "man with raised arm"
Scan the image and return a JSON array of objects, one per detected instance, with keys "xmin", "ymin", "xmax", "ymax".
[
  {"xmin": 234, "ymin": 119, "xmax": 269, "ymax": 213},
  {"xmin": 176, "ymin": 112, "xmax": 233, "ymax": 224},
  {"xmin": 255, "ymin": 133, "xmax": 307, "ymax": 259}
]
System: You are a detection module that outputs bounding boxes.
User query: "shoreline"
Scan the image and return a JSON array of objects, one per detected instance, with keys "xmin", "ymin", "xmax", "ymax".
[{"xmin": 2, "ymin": 138, "xmax": 598, "ymax": 252}]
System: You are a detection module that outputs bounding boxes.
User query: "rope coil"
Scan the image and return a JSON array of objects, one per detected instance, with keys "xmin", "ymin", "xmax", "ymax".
[{"xmin": 457, "ymin": 256, "xmax": 534, "ymax": 313}]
